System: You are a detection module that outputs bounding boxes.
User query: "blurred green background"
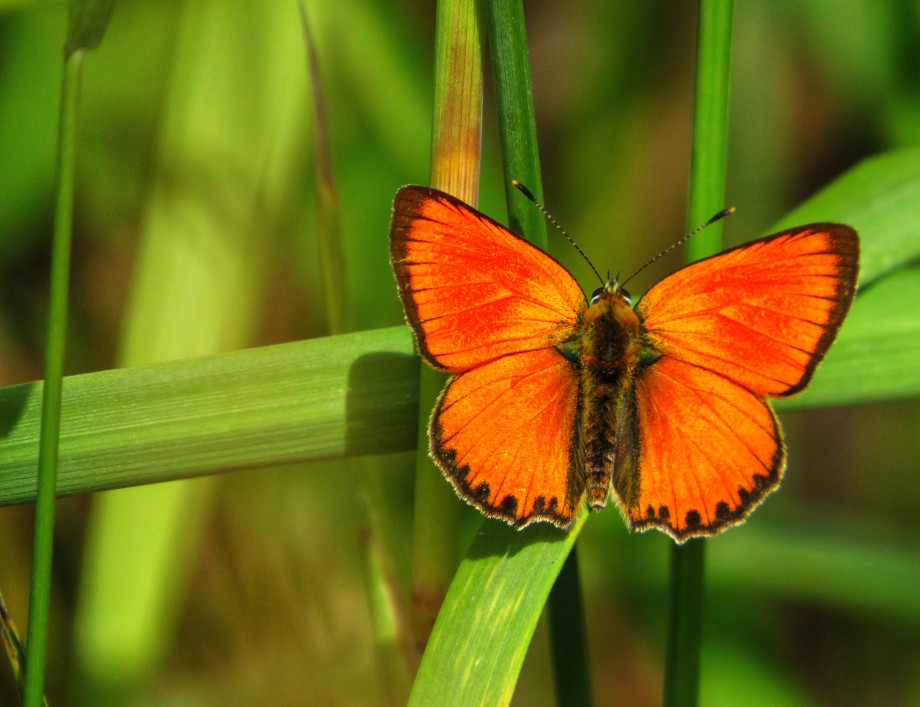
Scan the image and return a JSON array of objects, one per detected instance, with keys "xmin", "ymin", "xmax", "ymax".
[{"xmin": 0, "ymin": 0, "xmax": 918, "ymax": 704}]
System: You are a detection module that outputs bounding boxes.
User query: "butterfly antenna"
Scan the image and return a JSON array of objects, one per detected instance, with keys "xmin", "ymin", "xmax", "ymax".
[
  {"xmin": 513, "ymin": 181, "xmax": 605, "ymax": 286},
  {"xmin": 620, "ymin": 207, "xmax": 735, "ymax": 288}
]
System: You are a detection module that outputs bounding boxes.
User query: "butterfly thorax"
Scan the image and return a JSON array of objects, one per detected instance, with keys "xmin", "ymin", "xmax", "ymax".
[{"xmin": 566, "ymin": 281, "xmax": 644, "ymax": 512}]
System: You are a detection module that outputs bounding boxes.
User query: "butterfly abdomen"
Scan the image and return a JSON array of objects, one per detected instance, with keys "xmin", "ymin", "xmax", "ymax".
[{"xmin": 576, "ymin": 286, "xmax": 642, "ymax": 511}]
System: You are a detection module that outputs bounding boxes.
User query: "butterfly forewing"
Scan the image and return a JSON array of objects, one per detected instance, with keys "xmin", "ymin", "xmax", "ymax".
[
  {"xmin": 637, "ymin": 225, "xmax": 859, "ymax": 397},
  {"xmin": 389, "ymin": 186, "xmax": 585, "ymax": 373}
]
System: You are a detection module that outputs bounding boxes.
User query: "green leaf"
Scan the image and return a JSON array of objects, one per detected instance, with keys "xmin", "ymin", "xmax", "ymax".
[
  {"xmin": 778, "ymin": 266, "xmax": 920, "ymax": 409},
  {"xmin": 772, "ymin": 148, "xmax": 920, "ymax": 286},
  {"xmin": 67, "ymin": 0, "xmax": 115, "ymax": 52},
  {"xmin": 0, "ymin": 328, "xmax": 419, "ymax": 507},
  {"xmin": 773, "ymin": 148, "xmax": 920, "ymax": 409},
  {"xmin": 409, "ymin": 515, "xmax": 585, "ymax": 705}
]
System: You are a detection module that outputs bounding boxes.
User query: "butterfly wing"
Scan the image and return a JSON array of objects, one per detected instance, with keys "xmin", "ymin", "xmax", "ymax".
[
  {"xmin": 389, "ymin": 186, "xmax": 588, "ymax": 527},
  {"xmin": 433, "ymin": 348, "xmax": 582, "ymax": 528},
  {"xmin": 621, "ymin": 356, "xmax": 784, "ymax": 540},
  {"xmin": 637, "ymin": 224, "xmax": 860, "ymax": 397},
  {"xmin": 389, "ymin": 186, "xmax": 585, "ymax": 372},
  {"xmin": 621, "ymin": 225, "xmax": 859, "ymax": 540}
]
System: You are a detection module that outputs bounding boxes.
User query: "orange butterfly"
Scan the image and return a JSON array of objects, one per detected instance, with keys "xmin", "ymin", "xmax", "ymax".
[{"xmin": 389, "ymin": 185, "xmax": 859, "ymax": 542}]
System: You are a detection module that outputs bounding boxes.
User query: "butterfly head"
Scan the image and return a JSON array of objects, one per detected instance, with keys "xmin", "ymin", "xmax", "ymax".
[
  {"xmin": 590, "ymin": 279, "xmax": 632, "ymax": 307},
  {"xmin": 582, "ymin": 279, "xmax": 639, "ymax": 337}
]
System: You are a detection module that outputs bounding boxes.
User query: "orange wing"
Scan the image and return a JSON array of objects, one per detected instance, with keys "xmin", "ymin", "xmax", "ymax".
[
  {"xmin": 389, "ymin": 186, "xmax": 587, "ymax": 527},
  {"xmin": 389, "ymin": 186, "xmax": 585, "ymax": 373},
  {"xmin": 625, "ymin": 356, "xmax": 784, "ymax": 540},
  {"xmin": 433, "ymin": 348, "xmax": 582, "ymax": 528},
  {"xmin": 637, "ymin": 224, "xmax": 859, "ymax": 396},
  {"xmin": 623, "ymin": 225, "xmax": 859, "ymax": 541}
]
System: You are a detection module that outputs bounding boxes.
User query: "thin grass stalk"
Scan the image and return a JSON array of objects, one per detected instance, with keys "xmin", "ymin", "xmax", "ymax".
[
  {"xmin": 485, "ymin": 0, "xmax": 545, "ymax": 246},
  {"xmin": 24, "ymin": 44, "xmax": 83, "ymax": 707},
  {"xmin": 300, "ymin": 1, "xmax": 352, "ymax": 334},
  {"xmin": 485, "ymin": 0, "xmax": 591, "ymax": 702},
  {"xmin": 410, "ymin": 0, "xmax": 483, "ymax": 650},
  {"xmin": 547, "ymin": 550, "xmax": 591, "ymax": 707},
  {"xmin": 664, "ymin": 2, "xmax": 734, "ymax": 705}
]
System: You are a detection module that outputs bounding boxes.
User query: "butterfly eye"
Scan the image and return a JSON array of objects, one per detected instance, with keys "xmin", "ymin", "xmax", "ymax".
[
  {"xmin": 590, "ymin": 286, "xmax": 605, "ymax": 304},
  {"xmin": 620, "ymin": 287, "xmax": 632, "ymax": 305}
]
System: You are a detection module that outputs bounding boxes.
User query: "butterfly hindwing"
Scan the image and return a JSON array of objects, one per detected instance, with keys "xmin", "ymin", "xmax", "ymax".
[
  {"xmin": 622, "ymin": 356, "xmax": 784, "ymax": 541},
  {"xmin": 432, "ymin": 347, "xmax": 583, "ymax": 528},
  {"xmin": 389, "ymin": 186, "xmax": 585, "ymax": 373}
]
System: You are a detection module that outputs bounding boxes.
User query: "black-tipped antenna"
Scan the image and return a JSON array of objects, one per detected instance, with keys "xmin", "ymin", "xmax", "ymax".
[
  {"xmin": 513, "ymin": 180, "xmax": 605, "ymax": 286},
  {"xmin": 620, "ymin": 207, "xmax": 735, "ymax": 288}
]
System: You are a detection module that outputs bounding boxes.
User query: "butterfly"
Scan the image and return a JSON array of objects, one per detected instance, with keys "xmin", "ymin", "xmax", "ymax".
[{"xmin": 389, "ymin": 185, "xmax": 859, "ymax": 542}]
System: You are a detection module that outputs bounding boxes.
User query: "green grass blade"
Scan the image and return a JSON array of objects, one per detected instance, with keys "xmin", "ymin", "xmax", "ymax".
[
  {"xmin": 665, "ymin": 539, "xmax": 706, "ymax": 707},
  {"xmin": 686, "ymin": 0, "xmax": 734, "ymax": 256},
  {"xmin": 770, "ymin": 148, "xmax": 920, "ymax": 286},
  {"xmin": 666, "ymin": 2, "xmax": 734, "ymax": 706},
  {"xmin": 66, "ymin": 0, "xmax": 114, "ymax": 51},
  {"xmin": 773, "ymin": 148, "xmax": 920, "ymax": 409},
  {"xmin": 486, "ymin": 0, "xmax": 546, "ymax": 247},
  {"xmin": 547, "ymin": 548, "xmax": 591, "ymax": 707},
  {"xmin": 24, "ymin": 44, "xmax": 84, "ymax": 707},
  {"xmin": 409, "ymin": 515, "xmax": 586, "ymax": 706},
  {"xmin": 777, "ymin": 266, "xmax": 920, "ymax": 410},
  {"xmin": 410, "ymin": 0, "xmax": 485, "ymax": 651},
  {"xmin": 0, "ymin": 328, "xmax": 418, "ymax": 507}
]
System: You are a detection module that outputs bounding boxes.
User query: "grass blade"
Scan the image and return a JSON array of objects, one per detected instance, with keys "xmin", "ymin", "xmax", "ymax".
[
  {"xmin": 666, "ymin": 2, "xmax": 734, "ymax": 706},
  {"xmin": 409, "ymin": 515, "xmax": 586, "ymax": 705},
  {"xmin": 24, "ymin": 41, "xmax": 84, "ymax": 707},
  {"xmin": 410, "ymin": 0, "xmax": 485, "ymax": 651},
  {"xmin": 0, "ymin": 328, "xmax": 419, "ymax": 508}
]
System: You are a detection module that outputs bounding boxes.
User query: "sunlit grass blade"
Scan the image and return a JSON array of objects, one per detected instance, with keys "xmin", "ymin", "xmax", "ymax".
[
  {"xmin": 71, "ymin": 2, "xmax": 311, "ymax": 697},
  {"xmin": 770, "ymin": 148, "xmax": 920, "ymax": 286},
  {"xmin": 0, "ymin": 328, "xmax": 419, "ymax": 508},
  {"xmin": 409, "ymin": 515, "xmax": 586, "ymax": 705}
]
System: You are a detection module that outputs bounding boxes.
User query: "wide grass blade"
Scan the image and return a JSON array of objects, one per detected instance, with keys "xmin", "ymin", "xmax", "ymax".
[
  {"xmin": 771, "ymin": 148, "xmax": 920, "ymax": 286},
  {"xmin": 0, "ymin": 329, "xmax": 419, "ymax": 507},
  {"xmin": 409, "ymin": 515, "xmax": 586, "ymax": 705}
]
